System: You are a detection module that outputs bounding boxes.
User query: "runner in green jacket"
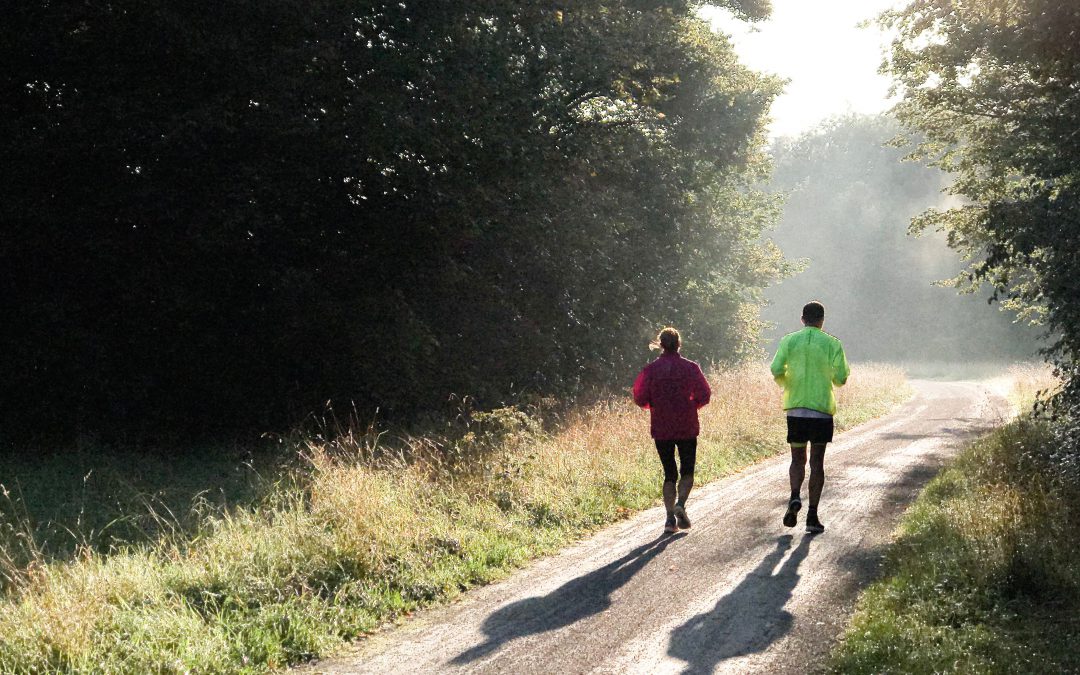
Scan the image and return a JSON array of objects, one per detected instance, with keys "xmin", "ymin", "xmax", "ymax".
[{"xmin": 770, "ymin": 301, "xmax": 849, "ymax": 533}]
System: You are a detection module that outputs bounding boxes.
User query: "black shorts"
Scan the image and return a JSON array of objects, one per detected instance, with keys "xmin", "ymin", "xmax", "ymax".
[{"xmin": 786, "ymin": 416, "xmax": 834, "ymax": 444}]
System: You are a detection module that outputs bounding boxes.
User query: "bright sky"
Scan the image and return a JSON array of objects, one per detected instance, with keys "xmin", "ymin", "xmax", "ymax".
[{"xmin": 700, "ymin": 0, "xmax": 906, "ymax": 139}]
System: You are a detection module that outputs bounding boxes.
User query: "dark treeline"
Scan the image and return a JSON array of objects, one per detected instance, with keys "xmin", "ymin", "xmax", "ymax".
[
  {"xmin": 2, "ymin": 2, "xmax": 783, "ymax": 441},
  {"xmin": 762, "ymin": 114, "xmax": 1038, "ymax": 363}
]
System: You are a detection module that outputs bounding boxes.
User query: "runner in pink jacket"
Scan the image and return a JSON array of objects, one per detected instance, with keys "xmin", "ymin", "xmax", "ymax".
[{"xmin": 633, "ymin": 327, "xmax": 711, "ymax": 533}]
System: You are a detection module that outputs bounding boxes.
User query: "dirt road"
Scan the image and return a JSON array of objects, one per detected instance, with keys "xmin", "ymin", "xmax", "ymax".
[{"xmin": 302, "ymin": 379, "xmax": 1011, "ymax": 674}]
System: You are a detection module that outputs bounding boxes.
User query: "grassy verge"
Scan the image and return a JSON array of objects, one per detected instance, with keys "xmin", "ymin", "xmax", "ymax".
[
  {"xmin": 0, "ymin": 444, "xmax": 286, "ymax": 569},
  {"xmin": 0, "ymin": 363, "xmax": 908, "ymax": 673},
  {"xmin": 829, "ymin": 365, "xmax": 1080, "ymax": 674}
]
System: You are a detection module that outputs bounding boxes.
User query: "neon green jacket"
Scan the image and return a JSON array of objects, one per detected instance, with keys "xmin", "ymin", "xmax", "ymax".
[{"xmin": 770, "ymin": 326, "xmax": 849, "ymax": 415}]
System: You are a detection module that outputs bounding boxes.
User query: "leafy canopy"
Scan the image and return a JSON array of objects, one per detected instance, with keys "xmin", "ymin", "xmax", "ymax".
[
  {"xmin": 1, "ymin": 1, "xmax": 783, "ymax": 440},
  {"xmin": 881, "ymin": 1, "xmax": 1080, "ymax": 415}
]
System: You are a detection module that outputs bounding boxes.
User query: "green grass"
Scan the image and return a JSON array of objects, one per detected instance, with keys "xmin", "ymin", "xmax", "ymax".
[
  {"xmin": 0, "ymin": 363, "xmax": 909, "ymax": 673},
  {"xmin": 829, "ymin": 368, "xmax": 1080, "ymax": 674},
  {"xmin": 0, "ymin": 443, "xmax": 293, "ymax": 575}
]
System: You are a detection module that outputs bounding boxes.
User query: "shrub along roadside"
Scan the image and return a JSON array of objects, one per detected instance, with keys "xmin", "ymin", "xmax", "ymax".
[
  {"xmin": 829, "ymin": 367, "xmax": 1079, "ymax": 674},
  {"xmin": 0, "ymin": 363, "xmax": 908, "ymax": 673}
]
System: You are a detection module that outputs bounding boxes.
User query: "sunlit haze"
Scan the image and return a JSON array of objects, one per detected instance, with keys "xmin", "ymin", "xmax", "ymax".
[{"xmin": 701, "ymin": 0, "xmax": 906, "ymax": 139}]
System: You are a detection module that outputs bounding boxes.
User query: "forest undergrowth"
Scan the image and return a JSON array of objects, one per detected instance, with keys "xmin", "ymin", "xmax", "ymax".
[{"xmin": 0, "ymin": 363, "xmax": 908, "ymax": 672}]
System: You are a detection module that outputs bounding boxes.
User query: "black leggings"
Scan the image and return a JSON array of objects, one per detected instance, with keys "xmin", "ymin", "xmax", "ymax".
[{"xmin": 655, "ymin": 438, "xmax": 697, "ymax": 483}]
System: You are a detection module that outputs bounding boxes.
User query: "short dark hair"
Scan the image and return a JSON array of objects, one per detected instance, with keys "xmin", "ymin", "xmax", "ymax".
[{"xmin": 802, "ymin": 301, "xmax": 825, "ymax": 322}]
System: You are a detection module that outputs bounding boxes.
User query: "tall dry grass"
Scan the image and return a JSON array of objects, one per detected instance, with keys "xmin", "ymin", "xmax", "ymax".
[
  {"xmin": 0, "ymin": 362, "xmax": 909, "ymax": 672},
  {"xmin": 1002, "ymin": 362, "xmax": 1060, "ymax": 411}
]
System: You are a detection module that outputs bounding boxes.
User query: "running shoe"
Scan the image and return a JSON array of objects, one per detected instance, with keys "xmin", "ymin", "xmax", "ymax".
[
  {"xmin": 805, "ymin": 512, "xmax": 825, "ymax": 534},
  {"xmin": 664, "ymin": 514, "xmax": 678, "ymax": 533},
  {"xmin": 674, "ymin": 504, "xmax": 691, "ymax": 530},
  {"xmin": 783, "ymin": 497, "xmax": 802, "ymax": 528}
]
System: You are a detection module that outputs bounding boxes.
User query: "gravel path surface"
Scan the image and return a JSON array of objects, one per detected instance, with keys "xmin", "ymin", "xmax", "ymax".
[{"xmin": 300, "ymin": 379, "xmax": 1011, "ymax": 674}]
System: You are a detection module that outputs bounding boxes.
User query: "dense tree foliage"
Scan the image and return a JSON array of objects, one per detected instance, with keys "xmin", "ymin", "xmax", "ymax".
[
  {"xmin": 762, "ymin": 114, "xmax": 1037, "ymax": 363},
  {"xmin": 1, "ymin": 2, "xmax": 783, "ymax": 440},
  {"xmin": 881, "ymin": 2, "xmax": 1079, "ymax": 431}
]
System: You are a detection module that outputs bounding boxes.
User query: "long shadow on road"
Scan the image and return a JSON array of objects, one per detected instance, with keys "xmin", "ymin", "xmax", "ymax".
[
  {"xmin": 667, "ymin": 534, "xmax": 813, "ymax": 675},
  {"xmin": 450, "ymin": 532, "xmax": 683, "ymax": 666}
]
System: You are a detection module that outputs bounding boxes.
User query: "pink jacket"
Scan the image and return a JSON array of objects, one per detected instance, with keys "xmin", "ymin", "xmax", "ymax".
[{"xmin": 632, "ymin": 352, "xmax": 711, "ymax": 440}]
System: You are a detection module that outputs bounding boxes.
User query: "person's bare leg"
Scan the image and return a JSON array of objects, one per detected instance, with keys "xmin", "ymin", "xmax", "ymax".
[
  {"xmin": 784, "ymin": 444, "xmax": 807, "ymax": 527},
  {"xmin": 674, "ymin": 473, "xmax": 694, "ymax": 529},
  {"xmin": 808, "ymin": 443, "xmax": 826, "ymax": 508},
  {"xmin": 789, "ymin": 444, "xmax": 807, "ymax": 498},
  {"xmin": 805, "ymin": 443, "xmax": 827, "ymax": 532},
  {"xmin": 676, "ymin": 473, "xmax": 694, "ymax": 506},
  {"xmin": 663, "ymin": 480, "xmax": 677, "ymax": 515}
]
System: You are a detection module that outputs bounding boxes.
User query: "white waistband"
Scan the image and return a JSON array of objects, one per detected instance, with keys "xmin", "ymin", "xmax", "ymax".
[{"xmin": 786, "ymin": 407, "xmax": 832, "ymax": 419}]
